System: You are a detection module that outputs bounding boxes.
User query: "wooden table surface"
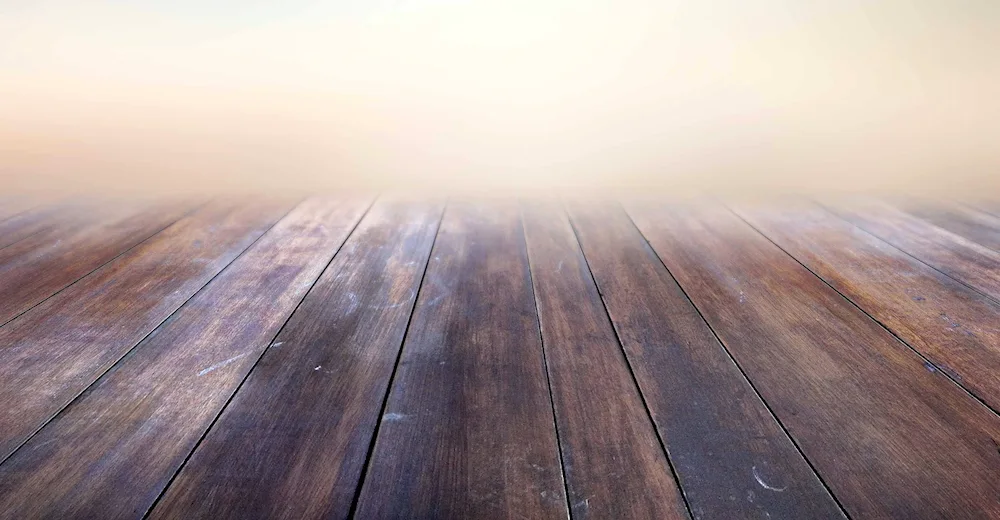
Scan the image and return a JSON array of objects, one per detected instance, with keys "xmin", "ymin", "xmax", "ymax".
[{"xmin": 0, "ymin": 196, "xmax": 998, "ymax": 519}]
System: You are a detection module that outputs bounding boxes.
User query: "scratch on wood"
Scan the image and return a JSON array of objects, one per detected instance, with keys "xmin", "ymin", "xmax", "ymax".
[{"xmin": 197, "ymin": 352, "xmax": 251, "ymax": 377}]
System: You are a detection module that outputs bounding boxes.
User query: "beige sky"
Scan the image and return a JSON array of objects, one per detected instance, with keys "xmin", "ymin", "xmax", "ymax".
[{"xmin": 1, "ymin": 0, "xmax": 998, "ymax": 196}]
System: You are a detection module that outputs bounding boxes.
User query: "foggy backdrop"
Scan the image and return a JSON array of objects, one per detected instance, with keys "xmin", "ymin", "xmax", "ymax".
[{"xmin": 1, "ymin": 0, "xmax": 998, "ymax": 196}]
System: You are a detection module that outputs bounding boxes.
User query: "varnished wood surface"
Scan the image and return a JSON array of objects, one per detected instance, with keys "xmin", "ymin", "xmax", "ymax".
[{"xmin": 1, "ymin": 196, "xmax": 1000, "ymax": 519}]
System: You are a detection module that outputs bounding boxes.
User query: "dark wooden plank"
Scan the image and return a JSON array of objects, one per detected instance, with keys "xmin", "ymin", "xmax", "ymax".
[
  {"xmin": 747, "ymin": 201, "xmax": 1000, "ymax": 410},
  {"xmin": 354, "ymin": 201, "xmax": 567, "ymax": 519},
  {"xmin": 631, "ymin": 201, "xmax": 1000, "ymax": 518},
  {"xmin": 826, "ymin": 199, "xmax": 1000, "ymax": 302},
  {"xmin": 520, "ymin": 202, "xmax": 688, "ymax": 519},
  {"xmin": 150, "ymin": 198, "xmax": 442, "ymax": 519},
  {"xmin": 0, "ymin": 200, "xmax": 293, "ymax": 460},
  {"xmin": 567, "ymin": 202, "xmax": 842, "ymax": 520},
  {"xmin": 0, "ymin": 201, "xmax": 195, "ymax": 324},
  {"xmin": 0, "ymin": 197, "xmax": 370, "ymax": 518},
  {"xmin": 899, "ymin": 202, "xmax": 1000, "ymax": 252}
]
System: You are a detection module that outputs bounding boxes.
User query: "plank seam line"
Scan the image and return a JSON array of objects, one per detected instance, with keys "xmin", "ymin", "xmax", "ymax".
[
  {"xmin": 521, "ymin": 204, "xmax": 574, "ymax": 520},
  {"xmin": 0, "ymin": 198, "xmax": 292, "ymax": 468},
  {"xmin": 0, "ymin": 203, "xmax": 84, "ymax": 252},
  {"xmin": 346, "ymin": 199, "xmax": 447, "ymax": 519},
  {"xmin": 898, "ymin": 202, "xmax": 1000, "ymax": 256},
  {"xmin": 564, "ymin": 204, "xmax": 696, "ymax": 520},
  {"xmin": 0, "ymin": 200, "xmax": 210, "ymax": 332},
  {"xmin": 738, "ymin": 205, "xmax": 1000, "ymax": 421},
  {"xmin": 0, "ymin": 227, "xmax": 48, "ymax": 255},
  {"xmin": 816, "ymin": 201, "xmax": 1000, "ymax": 309},
  {"xmin": 142, "ymin": 195, "xmax": 377, "ymax": 519},
  {"xmin": 0, "ymin": 204, "xmax": 37, "ymax": 228},
  {"xmin": 0, "ymin": 204, "xmax": 58, "ymax": 252},
  {"xmin": 620, "ymin": 202, "xmax": 851, "ymax": 520}
]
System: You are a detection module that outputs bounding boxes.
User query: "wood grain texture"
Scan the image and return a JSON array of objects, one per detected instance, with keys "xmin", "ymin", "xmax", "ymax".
[
  {"xmin": 567, "ymin": 202, "xmax": 840, "ymax": 520},
  {"xmin": 0, "ymin": 197, "xmax": 370, "ymax": 519},
  {"xmin": 743, "ymin": 201, "xmax": 1000, "ymax": 411},
  {"xmin": 150, "ymin": 198, "xmax": 442, "ymax": 520},
  {"xmin": 0, "ymin": 201, "xmax": 194, "ymax": 324},
  {"xmin": 354, "ymin": 200, "xmax": 567, "ymax": 519},
  {"xmin": 0, "ymin": 200, "xmax": 292, "ymax": 460},
  {"xmin": 899, "ymin": 202, "xmax": 1000, "ymax": 252},
  {"xmin": 0, "ymin": 202, "xmax": 73, "ymax": 251},
  {"xmin": 521, "ymin": 202, "xmax": 688, "ymax": 519},
  {"xmin": 827, "ymin": 199, "xmax": 1000, "ymax": 302},
  {"xmin": 635, "ymin": 202, "xmax": 1000, "ymax": 518}
]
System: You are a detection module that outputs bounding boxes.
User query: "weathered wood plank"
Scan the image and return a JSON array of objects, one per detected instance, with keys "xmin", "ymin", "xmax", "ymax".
[
  {"xmin": 634, "ymin": 201, "xmax": 1000, "ymax": 518},
  {"xmin": 827, "ymin": 199, "xmax": 1000, "ymax": 302},
  {"xmin": 0, "ymin": 197, "xmax": 40, "ymax": 224},
  {"xmin": 746, "ymin": 201, "xmax": 1000, "ymax": 411},
  {"xmin": 354, "ymin": 201, "xmax": 567, "ymax": 519},
  {"xmin": 0, "ymin": 197, "xmax": 370, "ymax": 519},
  {"xmin": 150, "ymin": 198, "xmax": 442, "ymax": 519},
  {"xmin": 568, "ymin": 202, "xmax": 841, "ymax": 520},
  {"xmin": 0, "ymin": 201, "xmax": 195, "ymax": 324},
  {"xmin": 0, "ymin": 202, "xmax": 72, "ymax": 251},
  {"xmin": 0, "ymin": 200, "xmax": 293, "ymax": 460},
  {"xmin": 899, "ymin": 202, "xmax": 1000, "ymax": 252},
  {"xmin": 521, "ymin": 202, "xmax": 689, "ymax": 519}
]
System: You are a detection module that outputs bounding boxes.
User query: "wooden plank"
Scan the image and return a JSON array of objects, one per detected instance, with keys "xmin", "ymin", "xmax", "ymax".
[
  {"xmin": 0, "ymin": 202, "xmax": 72, "ymax": 251},
  {"xmin": 567, "ymin": 202, "xmax": 842, "ymax": 520},
  {"xmin": 0, "ymin": 201, "xmax": 195, "ymax": 324},
  {"xmin": 632, "ymin": 201, "xmax": 1000, "ymax": 518},
  {"xmin": 150, "ymin": 198, "xmax": 442, "ymax": 519},
  {"xmin": 826, "ymin": 199, "xmax": 1000, "ymax": 302},
  {"xmin": 0, "ymin": 200, "xmax": 293, "ymax": 460},
  {"xmin": 0, "ymin": 197, "xmax": 370, "ymax": 518},
  {"xmin": 353, "ymin": 201, "xmax": 567, "ymax": 519},
  {"xmin": 899, "ymin": 202, "xmax": 1000, "ymax": 252},
  {"xmin": 0, "ymin": 197, "xmax": 40, "ymax": 224},
  {"xmin": 520, "ymin": 202, "xmax": 688, "ymax": 518},
  {"xmin": 746, "ymin": 201, "xmax": 1000, "ymax": 411}
]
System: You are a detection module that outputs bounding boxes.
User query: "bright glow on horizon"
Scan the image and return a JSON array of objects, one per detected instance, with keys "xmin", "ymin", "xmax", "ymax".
[{"xmin": 1, "ymin": 0, "xmax": 998, "ymax": 196}]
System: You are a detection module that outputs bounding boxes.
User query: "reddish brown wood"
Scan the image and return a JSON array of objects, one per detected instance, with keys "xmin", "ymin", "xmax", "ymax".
[
  {"xmin": 567, "ymin": 201, "xmax": 841, "ymax": 520},
  {"xmin": 521, "ymin": 202, "xmax": 689, "ymax": 519},
  {"xmin": 632, "ymin": 201, "xmax": 1000, "ymax": 518},
  {"xmin": 0, "ymin": 197, "xmax": 370, "ymax": 518},
  {"xmin": 745, "ymin": 201, "xmax": 1000, "ymax": 411},
  {"xmin": 0, "ymin": 203, "xmax": 73, "ymax": 250},
  {"xmin": 0, "ymin": 201, "xmax": 195, "ymax": 324},
  {"xmin": 353, "ymin": 201, "xmax": 567, "ymax": 519},
  {"xmin": 150, "ymin": 198, "xmax": 442, "ymax": 519},
  {"xmin": 0, "ymin": 200, "xmax": 293, "ymax": 460},
  {"xmin": 827, "ymin": 199, "xmax": 1000, "ymax": 302}
]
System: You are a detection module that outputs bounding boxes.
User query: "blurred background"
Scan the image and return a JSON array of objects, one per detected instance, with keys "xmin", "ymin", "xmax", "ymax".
[{"xmin": 1, "ymin": 0, "xmax": 998, "ymax": 197}]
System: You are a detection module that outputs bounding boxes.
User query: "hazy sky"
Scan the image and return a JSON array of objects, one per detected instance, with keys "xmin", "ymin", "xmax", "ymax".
[{"xmin": 1, "ymin": 0, "xmax": 998, "ymax": 195}]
